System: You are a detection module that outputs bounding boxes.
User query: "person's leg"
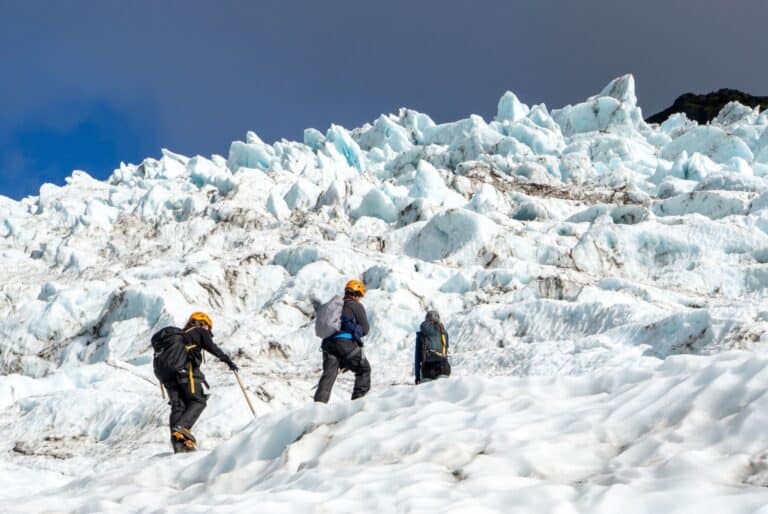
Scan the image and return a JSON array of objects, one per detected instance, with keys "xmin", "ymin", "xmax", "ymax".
[
  {"xmin": 314, "ymin": 350, "xmax": 340, "ymax": 403},
  {"xmin": 165, "ymin": 383, "xmax": 188, "ymax": 453},
  {"xmin": 177, "ymin": 376, "xmax": 207, "ymax": 431},
  {"xmin": 440, "ymin": 359, "xmax": 452, "ymax": 377},
  {"xmin": 348, "ymin": 351, "xmax": 371, "ymax": 400},
  {"xmin": 166, "ymin": 383, "xmax": 185, "ymax": 429},
  {"xmin": 422, "ymin": 361, "xmax": 441, "ymax": 381}
]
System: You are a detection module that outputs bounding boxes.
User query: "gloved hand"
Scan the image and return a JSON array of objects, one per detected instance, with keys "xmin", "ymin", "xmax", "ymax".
[{"xmin": 223, "ymin": 357, "xmax": 239, "ymax": 372}]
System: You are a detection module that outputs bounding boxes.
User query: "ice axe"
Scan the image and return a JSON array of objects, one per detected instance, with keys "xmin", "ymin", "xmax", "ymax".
[{"xmin": 233, "ymin": 371, "xmax": 256, "ymax": 418}]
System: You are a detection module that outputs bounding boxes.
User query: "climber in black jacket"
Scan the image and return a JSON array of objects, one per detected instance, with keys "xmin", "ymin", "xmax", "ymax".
[{"xmin": 154, "ymin": 311, "xmax": 238, "ymax": 453}]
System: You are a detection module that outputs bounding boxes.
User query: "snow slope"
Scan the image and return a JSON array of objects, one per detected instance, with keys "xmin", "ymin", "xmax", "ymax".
[
  {"xmin": 2, "ymin": 74, "xmax": 768, "ymax": 512},
  {"xmin": 7, "ymin": 353, "xmax": 768, "ymax": 513}
]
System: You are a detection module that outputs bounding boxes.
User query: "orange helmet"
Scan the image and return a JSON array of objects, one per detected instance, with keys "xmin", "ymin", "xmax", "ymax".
[
  {"xmin": 188, "ymin": 311, "xmax": 213, "ymax": 329},
  {"xmin": 345, "ymin": 279, "xmax": 366, "ymax": 297}
]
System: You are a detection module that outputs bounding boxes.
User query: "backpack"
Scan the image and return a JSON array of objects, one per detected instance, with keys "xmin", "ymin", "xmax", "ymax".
[
  {"xmin": 420, "ymin": 320, "xmax": 447, "ymax": 363},
  {"xmin": 340, "ymin": 314, "xmax": 364, "ymax": 344},
  {"xmin": 151, "ymin": 327, "xmax": 190, "ymax": 383},
  {"xmin": 315, "ymin": 295, "xmax": 344, "ymax": 339}
]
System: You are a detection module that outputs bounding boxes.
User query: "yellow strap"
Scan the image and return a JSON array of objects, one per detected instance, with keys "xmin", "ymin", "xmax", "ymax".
[
  {"xmin": 185, "ymin": 344, "xmax": 197, "ymax": 350},
  {"xmin": 188, "ymin": 363, "xmax": 195, "ymax": 394},
  {"xmin": 441, "ymin": 333, "xmax": 447, "ymax": 356}
]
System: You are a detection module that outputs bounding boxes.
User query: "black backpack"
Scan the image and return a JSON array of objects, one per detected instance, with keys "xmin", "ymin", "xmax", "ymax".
[
  {"xmin": 420, "ymin": 321, "xmax": 447, "ymax": 363},
  {"xmin": 152, "ymin": 327, "xmax": 190, "ymax": 383}
]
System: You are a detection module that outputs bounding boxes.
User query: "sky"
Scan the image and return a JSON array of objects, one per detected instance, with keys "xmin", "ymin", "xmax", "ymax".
[{"xmin": 1, "ymin": 0, "xmax": 766, "ymax": 199}]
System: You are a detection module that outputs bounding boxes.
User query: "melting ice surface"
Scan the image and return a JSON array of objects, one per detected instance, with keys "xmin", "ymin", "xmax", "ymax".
[{"xmin": 2, "ymin": 75, "xmax": 768, "ymax": 512}]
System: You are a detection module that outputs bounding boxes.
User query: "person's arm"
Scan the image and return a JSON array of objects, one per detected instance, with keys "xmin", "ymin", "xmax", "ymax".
[
  {"xmin": 199, "ymin": 329, "xmax": 239, "ymax": 371},
  {"xmin": 353, "ymin": 302, "xmax": 370, "ymax": 336},
  {"xmin": 414, "ymin": 333, "xmax": 422, "ymax": 384}
]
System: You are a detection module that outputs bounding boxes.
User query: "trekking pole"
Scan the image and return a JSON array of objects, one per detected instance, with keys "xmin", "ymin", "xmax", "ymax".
[{"xmin": 233, "ymin": 371, "xmax": 256, "ymax": 418}]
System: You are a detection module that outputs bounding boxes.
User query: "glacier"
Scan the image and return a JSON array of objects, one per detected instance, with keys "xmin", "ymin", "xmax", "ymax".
[{"xmin": 2, "ymin": 74, "xmax": 768, "ymax": 512}]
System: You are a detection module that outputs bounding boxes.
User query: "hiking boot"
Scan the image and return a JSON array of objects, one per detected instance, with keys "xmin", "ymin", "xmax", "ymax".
[
  {"xmin": 171, "ymin": 436, "xmax": 187, "ymax": 454},
  {"xmin": 171, "ymin": 425, "xmax": 196, "ymax": 443},
  {"xmin": 183, "ymin": 439, "xmax": 197, "ymax": 451}
]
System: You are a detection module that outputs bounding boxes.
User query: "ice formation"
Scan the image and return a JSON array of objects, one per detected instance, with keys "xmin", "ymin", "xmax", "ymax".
[{"xmin": 2, "ymin": 74, "xmax": 768, "ymax": 512}]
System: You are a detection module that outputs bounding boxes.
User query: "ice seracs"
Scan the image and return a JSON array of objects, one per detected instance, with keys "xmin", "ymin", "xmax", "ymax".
[{"xmin": 495, "ymin": 90, "xmax": 530, "ymax": 123}]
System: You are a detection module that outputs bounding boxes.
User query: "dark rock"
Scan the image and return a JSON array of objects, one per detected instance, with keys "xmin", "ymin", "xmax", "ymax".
[{"xmin": 646, "ymin": 89, "xmax": 768, "ymax": 124}]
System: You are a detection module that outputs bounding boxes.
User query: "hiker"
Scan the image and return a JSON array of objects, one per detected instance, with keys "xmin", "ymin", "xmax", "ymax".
[
  {"xmin": 314, "ymin": 279, "xmax": 371, "ymax": 403},
  {"xmin": 415, "ymin": 310, "xmax": 451, "ymax": 384},
  {"xmin": 151, "ymin": 311, "xmax": 239, "ymax": 453}
]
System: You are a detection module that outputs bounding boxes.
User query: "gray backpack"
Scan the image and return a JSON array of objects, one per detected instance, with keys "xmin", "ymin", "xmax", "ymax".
[{"xmin": 315, "ymin": 295, "xmax": 344, "ymax": 338}]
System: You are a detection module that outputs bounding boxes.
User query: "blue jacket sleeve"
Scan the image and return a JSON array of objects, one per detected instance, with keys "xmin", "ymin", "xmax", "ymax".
[{"xmin": 414, "ymin": 332, "xmax": 422, "ymax": 383}]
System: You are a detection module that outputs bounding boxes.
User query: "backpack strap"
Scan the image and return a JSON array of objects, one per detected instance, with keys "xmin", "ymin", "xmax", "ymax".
[
  {"xmin": 188, "ymin": 363, "xmax": 195, "ymax": 394},
  {"xmin": 184, "ymin": 334, "xmax": 198, "ymax": 394}
]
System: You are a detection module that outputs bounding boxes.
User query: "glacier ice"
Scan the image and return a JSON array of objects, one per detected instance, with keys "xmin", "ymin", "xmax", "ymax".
[
  {"xmin": 2, "ymin": 74, "xmax": 768, "ymax": 510},
  {"xmin": 661, "ymin": 126, "xmax": 755, "ymax": 164},
  {"xmin": 352, "ymin": 188, "xmax": 398, "ymax": 223},
  {"xmin": 495, "ymin": 91, "xmax": 530, "ymax": 123}
]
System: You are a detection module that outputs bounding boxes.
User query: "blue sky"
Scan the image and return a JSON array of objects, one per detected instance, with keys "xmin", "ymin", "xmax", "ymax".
[{"xmin": 1, "ymin": 0, "xmax": 766, "ymax": 199}]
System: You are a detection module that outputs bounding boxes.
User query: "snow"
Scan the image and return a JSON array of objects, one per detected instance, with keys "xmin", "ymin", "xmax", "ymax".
[
  {"xmin": 2, "ymin": 74, "xmax": 768, "ymax": 512},
  {"xmin": 8, "ymin": 354, "xmax": 768, "ymax": 513}
]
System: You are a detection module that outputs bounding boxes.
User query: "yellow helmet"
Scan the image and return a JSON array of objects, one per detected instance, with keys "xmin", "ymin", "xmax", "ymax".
[
  {"xmin": 345, "ymin": 279, "xmax": 366, "ymax": 297},
  {"xmin": 188, "ymin": 311, "xmax": 213, "ymax": 329}
]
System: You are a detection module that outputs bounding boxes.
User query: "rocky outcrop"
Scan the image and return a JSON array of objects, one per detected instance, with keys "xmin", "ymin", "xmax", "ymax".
[{"xmin": 647, "ymin": 89, "xmax": 768, "ymax": 124}]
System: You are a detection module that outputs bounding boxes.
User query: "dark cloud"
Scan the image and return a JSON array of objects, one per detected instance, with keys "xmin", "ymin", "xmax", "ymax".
[{"xmin": 0, "ymin": 0, "xmax": 766, "ymax": 198}]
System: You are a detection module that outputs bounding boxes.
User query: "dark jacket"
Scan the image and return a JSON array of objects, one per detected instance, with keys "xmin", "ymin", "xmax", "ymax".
[
  {"xmin": 182, "ymin": 326, "xmax": 232, "ymax": 380},
  {"xmin": 341, "ymin": 298, "xmax": 369, "ymax": 337}
]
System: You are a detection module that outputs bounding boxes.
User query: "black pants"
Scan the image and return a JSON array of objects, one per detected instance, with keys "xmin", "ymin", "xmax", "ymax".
[
  {"xmin": 422, "ymin": 358, "xmax": 451, "ymax": 381},
  {"xmin": 165, "ymin": 373, "xmax": 207, "ymax": 431},
  {"xmin": 314, "ymin": 339, "xmax": 371, "ymax": 403}
]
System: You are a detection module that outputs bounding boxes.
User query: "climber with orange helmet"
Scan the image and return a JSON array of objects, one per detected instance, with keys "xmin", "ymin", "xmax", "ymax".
[
  {"xmin": 314, "ymin": 279, "xmax": 371, "ymax": 403},
  {"xmin": 151, "ymin": 311, "xmax": 239, "ymax": 453}
]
